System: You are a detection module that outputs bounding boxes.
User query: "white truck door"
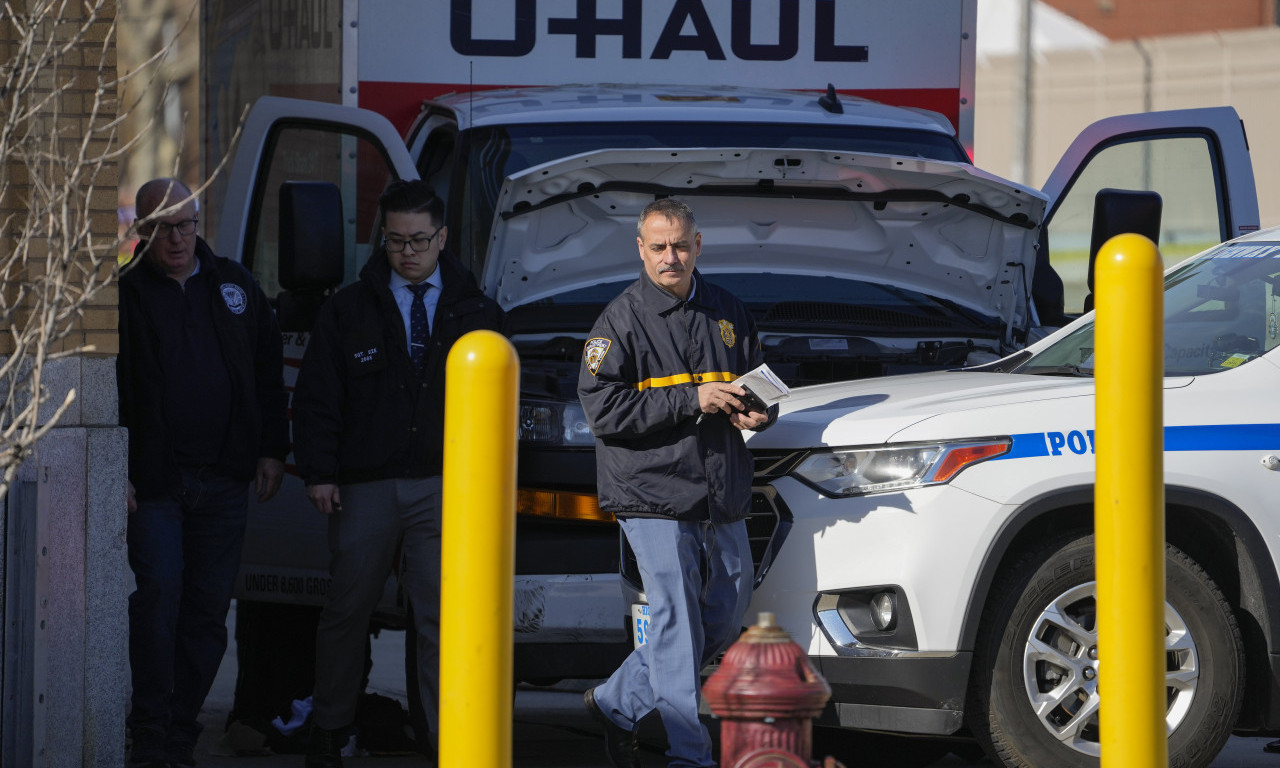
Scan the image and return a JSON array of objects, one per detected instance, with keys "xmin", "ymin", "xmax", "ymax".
[
  {"xmin": 215, "ymin": 95, "xmax": 419, "ymax": 294},
  {"xmin": 1040, "ymin": 107, "xmax": 1259, "ymax": 315},
  {"xmin": 216, "ymin": 96, "xmax": 419, "ymax": 609}
]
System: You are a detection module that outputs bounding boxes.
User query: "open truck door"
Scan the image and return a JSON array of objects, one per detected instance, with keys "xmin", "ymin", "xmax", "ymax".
[
  {"xmin": 212, "ymin": 96, "xmax": 421, "ymax": 741},
  {"xmin": 217, "ymin": 96, "xmax": 420, "ymax": 293},
  {"xmin": 216, "ymin": 95, "xmax": 419, "ymax": 603},
  {"xmin": 1038, "ymin": 106, "xmax": 1259, "ymax": 319}
]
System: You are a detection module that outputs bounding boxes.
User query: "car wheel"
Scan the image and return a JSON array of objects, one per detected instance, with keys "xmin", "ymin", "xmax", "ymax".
[{"xmin": 969, "ymin": 535, "xmax": 1243, "ymax": 768}]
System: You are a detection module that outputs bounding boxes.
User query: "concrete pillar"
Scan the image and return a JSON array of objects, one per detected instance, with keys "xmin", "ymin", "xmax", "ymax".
[{"xmin": 2, "ymin": 356, "xmax": 129, "ymax": 768}]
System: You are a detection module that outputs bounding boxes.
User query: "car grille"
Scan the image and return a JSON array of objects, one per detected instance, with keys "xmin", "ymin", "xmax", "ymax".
[
  {"xmin": 762, "ymin": 301, "xmax": 944, "ymax": 329},
  {"xmin": 746, "ymin": 449, "xmax": 802, "ymax": 586},
  {"xmin": 752, "ymin": 449, "xmax": 806, "ymax": 481}
]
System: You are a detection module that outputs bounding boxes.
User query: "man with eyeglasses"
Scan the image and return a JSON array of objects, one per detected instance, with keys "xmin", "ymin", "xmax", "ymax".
[
  {"xmin": 117, "ymin": 178, "xmax": 289, "ymax": 767},
  {"xmin": 292, "ymin": 179, "xmax": 504, "ymax": 767}
]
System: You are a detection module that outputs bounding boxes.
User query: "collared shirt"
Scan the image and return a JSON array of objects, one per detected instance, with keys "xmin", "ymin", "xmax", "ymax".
[
  {"xmin": 389, "ymin": 265, "xmax": 444, "ymax": 347},
  {"xmin": 145, "ymin": 254, "xmax": 232, "ymax": 468},
  {"xmin": 652, "ymin": 274, "xmax": 698, "ymax": 306}
]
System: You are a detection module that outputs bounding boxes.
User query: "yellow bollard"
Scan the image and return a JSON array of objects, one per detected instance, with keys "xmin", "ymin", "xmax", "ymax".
[
  {"xmin": 1094, "ymin": 233, "xmax": 1166, "ymax": 768},
  {"xmin": 440, "ymin": 329, "xmax": 519, "ymax": 768}
]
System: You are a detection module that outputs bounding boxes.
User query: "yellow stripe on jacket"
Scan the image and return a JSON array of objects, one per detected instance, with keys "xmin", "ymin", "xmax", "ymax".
[{"xmin": 635, "ymin": 371, "xmax": 737, "ymax": 390}]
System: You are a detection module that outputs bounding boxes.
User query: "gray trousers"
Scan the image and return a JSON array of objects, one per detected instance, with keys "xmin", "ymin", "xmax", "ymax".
[{"xmin": 312, "ymin": 476, "xmax": 443, "ymax": 742}]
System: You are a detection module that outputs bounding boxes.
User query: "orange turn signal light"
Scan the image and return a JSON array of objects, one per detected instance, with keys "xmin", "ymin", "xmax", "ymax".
[
  {"xmin": 932, "ymin": 442, "xmax": 1010, "ymax": 483},
  {"xmin": 516, "ymin": 489, "xmax": 614, "ymax": 523}
]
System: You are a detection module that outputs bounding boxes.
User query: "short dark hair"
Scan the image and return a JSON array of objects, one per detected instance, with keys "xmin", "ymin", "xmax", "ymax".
[
  {"xmin": 637, "ymin": 198, "xmax": 696, "ymax": 237},
  {"xmin": 379, "ymin": 179, "xmax": 444, "ymax": 226}
]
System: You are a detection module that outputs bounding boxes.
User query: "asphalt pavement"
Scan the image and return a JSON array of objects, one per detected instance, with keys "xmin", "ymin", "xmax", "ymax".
[{"xmin": 181, "ymin": 602, "xmax": 1276, "ymax": 767}]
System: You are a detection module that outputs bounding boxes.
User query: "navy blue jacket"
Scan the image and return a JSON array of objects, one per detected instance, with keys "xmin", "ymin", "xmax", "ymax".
[
  {"xmin": 118, "ymin": 238, "xmax": 289, "ymax": 499},
  {"xmin": 577, "ymin": 271, "xmax": 775, "ymax": 523},
  {"xmin": 291, "ymin": 249, "xmax": 504, "ymax": 486}
]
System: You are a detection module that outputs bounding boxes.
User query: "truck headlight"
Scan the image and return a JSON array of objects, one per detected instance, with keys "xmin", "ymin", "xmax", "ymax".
[
  {"xmin": 792, "ymin": 439, "xmax": 1010, "ymax": 497},
  {"xmin": 519, "ymin": 398, "xmax": 594, "ymax": 446}
]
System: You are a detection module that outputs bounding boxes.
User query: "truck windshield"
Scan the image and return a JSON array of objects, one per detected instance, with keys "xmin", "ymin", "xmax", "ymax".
[
  {"xmin": 1014, "ymin": 241, "xmax": 1280, "ymax": 377},
  {"xmin": 508, "ymin": 272, "xmax": 1002, "ymax": 338},
  {"xmin": 509, "ymin": 271, "xmax": 1004, "ymax": 387},
  {"xmin": 451, "ymin": 122, "xmax": 968, "ymax": 277}
]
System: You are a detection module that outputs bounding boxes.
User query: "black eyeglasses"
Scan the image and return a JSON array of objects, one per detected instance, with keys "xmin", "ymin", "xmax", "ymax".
[
  {"xmin": 385, "ymin": 226, "xmax": 442, "ymax": 253},
  {"xmin": 140, "ymin": 219, "xmax": 198, "ymax": 238}
]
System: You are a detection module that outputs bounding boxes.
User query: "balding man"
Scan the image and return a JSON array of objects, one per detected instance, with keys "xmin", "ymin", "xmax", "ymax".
[{"xmin": 118, "ymin": 178, "xmax": 288, "ymax": 768}]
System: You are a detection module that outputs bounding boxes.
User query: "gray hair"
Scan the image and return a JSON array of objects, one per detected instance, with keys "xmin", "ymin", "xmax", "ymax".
[{"xmin": 637, "ymin": 198, "xmax": 696, "ymax": 237}]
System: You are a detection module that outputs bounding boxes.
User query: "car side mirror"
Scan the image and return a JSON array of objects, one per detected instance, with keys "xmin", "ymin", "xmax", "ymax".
[
  {"xmin": 277, "ymin": 181, "xmax": 344, "ymax": 331},
  {"xmin": 1083, "ymin": 188, "xmax": 1162, "ymax": 313}
]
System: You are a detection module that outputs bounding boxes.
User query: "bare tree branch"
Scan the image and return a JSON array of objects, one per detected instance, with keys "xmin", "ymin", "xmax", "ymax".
[{"xmin": 0, "ymin": 0, "xmax": 236, "ymax": 504}]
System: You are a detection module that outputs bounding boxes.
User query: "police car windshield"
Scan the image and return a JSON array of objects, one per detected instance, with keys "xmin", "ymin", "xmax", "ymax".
[{"xmin": 1015, "ymin": 241, "xmax": 1280, "ymax": 377}]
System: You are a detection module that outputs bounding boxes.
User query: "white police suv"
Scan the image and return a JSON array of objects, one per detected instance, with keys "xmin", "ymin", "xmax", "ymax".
[{"xmin": 708, "ymin": 226, "xmax": 1280, "ymax": 767}]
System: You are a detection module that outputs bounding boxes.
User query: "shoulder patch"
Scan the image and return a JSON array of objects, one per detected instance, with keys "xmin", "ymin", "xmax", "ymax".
[
  {"xmin": 584, "ymin": 337, "xmax": 612, "ymax": 376},
  {"xmin": 718, "ymin": 319, "xmax": 736, "ymax": 348},
  {"xmin": 220, "ymin": 282, "xmax": 248, "ymax": 315}
]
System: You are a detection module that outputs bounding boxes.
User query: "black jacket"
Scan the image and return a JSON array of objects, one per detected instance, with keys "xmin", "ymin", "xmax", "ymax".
[
  {"xmin": 292, "ymin": 249, "xmax": 505, "ymax": 486},
  {"xmin": 118, "ymin": 238, "xmax": 289, "ymax": 499},
  {"xmin": 577, "ymin": 271, "xmax": 775, "ymax": 524}
]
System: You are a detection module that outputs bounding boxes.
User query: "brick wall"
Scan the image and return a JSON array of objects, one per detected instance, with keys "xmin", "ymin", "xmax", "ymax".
[
  {"xmin": 1044, "ymin": 0, "xmax": 1275, "ymax": 40},
  {"xmin": 0, "ymin": 1, "xmax": 121, "ymax": 357}
]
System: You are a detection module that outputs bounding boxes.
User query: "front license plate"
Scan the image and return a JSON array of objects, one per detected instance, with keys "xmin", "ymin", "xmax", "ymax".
[{"xmin": 631, "ymin": 603, "xmax": 651, "ymax": 648}]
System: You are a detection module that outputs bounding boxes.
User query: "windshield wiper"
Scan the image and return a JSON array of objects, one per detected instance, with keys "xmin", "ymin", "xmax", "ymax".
[{"xmin": 1021, "ymin": 364, "xmax": 1094, "ymax": 377}]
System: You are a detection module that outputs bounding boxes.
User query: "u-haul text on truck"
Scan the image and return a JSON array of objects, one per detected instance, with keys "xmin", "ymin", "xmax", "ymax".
[
  {"xmin": 204, "ymin": 0, "xmax": 976, "ymax": 212},
  {"xmin": 355, "ymin": 0, "xmax": 974, "ymax": 142},
  {"xmin": 200, "ymin": 1, "xmax": 1258, "ymax": 761}
]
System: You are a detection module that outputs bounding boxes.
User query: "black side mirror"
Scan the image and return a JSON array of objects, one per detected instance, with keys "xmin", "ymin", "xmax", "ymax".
[
  {"xmin": 277, "ymin": 181, "xmax": 344, "ymax": 331},
  {"xmin": 1083, "ymin": 188, "xmax": 1163, "ymax": 312}
]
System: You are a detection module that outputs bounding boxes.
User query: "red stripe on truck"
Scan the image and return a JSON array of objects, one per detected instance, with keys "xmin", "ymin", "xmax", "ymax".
[{"xmin": 357, "ymin": 81, "xmax": 961, "ymax": 139}]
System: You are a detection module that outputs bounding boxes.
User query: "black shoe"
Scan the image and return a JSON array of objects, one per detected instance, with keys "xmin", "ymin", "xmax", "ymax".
[
  {"xmin": 1265, "ymin": 738, "xmax": 1280, "ymax": 754},
  {"xmin": 165, "ymin": 740, "xmax": 196, "ymax": 768},
  {"xmin": 583, "ymin": 687, "xmax": 640, "ymax": 768},
  {"xmin": 304, "ymin": 725, "xmax": 346, "ymax": 768},
  {"xmin": 167, "ymin": 754, "xmax": 196, "ymax": 768},
  {"xmin": 128, "ymin": 727, "xmax": 167, "ymax": 767}
]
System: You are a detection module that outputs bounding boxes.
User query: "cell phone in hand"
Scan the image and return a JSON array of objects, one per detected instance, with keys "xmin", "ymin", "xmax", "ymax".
[{"xmin": 735, "ymin": 386, "xmax": 768, "ymax": 414}]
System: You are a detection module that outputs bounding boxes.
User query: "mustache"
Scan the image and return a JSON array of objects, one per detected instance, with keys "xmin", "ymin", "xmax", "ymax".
[{"xmin": 658, "ymin": 264, "xmax": 684, "ymax": 274}]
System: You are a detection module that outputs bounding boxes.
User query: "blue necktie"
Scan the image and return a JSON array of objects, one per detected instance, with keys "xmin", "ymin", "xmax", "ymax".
[{"xmin": 408, "ymin": 283, "xmax": 430, "ymax": 376}]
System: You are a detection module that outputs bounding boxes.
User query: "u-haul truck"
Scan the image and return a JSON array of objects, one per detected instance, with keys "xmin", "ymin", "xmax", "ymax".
[{"xmin": 200, "ymin": 0, "xmax": 1259, "ymax": 749}]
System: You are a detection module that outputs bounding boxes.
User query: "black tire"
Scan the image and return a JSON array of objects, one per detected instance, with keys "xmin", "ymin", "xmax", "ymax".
[
  {"xmin": 812, "ymin": 726, "xmax": 952, "ymax": 768},
  {"xmin": 968, "ymin": 535, "xmax": 1243, "ymax": 768}
]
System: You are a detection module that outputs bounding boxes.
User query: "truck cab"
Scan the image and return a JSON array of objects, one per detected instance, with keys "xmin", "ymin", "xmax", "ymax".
[{"xmin": 216, "ymin": 82, "xmax": 1257, "ymax": 691}]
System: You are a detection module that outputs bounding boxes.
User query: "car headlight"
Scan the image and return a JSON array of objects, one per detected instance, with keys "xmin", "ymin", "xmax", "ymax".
[
  {"xmin": 792, "ymin": 439, "xmax": 1010, "ymax": 497},
  {"xmin": 519, "ymin": 398, "xmax": 594, "ymax": 446}
]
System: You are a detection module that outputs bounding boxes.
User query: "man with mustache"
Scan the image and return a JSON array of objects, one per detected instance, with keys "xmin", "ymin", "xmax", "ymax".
[{"xmin": 577, "ymin": 198, "xmax": 777, "ymax": 767}]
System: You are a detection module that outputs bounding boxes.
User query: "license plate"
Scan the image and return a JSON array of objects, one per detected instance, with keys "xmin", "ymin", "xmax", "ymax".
[{"xmin": 631, "ymin": 603, "xmax": 651, "ymax": 648}]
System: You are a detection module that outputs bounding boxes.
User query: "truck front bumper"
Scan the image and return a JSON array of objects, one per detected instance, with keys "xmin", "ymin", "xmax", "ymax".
[{"xmin": 513, "ymin": 572, "xmax": 631, "ymax": 682}]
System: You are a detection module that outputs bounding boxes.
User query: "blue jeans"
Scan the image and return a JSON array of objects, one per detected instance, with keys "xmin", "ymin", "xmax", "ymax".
[
  {"xmin": 595, "ymin": 518, "xmax": 752, "ymax": 768},
  {"xmin": 127, "ymin": 468, "xmax": 249, "ymax": 751}
]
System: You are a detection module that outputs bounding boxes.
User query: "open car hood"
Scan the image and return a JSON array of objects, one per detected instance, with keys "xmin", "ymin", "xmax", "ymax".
[{"xmin": 485, "ymin": 147, "xmax": 1046, "ymax": 328}]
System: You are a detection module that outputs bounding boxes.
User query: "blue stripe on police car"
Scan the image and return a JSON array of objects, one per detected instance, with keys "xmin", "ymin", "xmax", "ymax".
[{"xmin": 997, "ymin": 424, "xmax": 1280, "ymax": 460}]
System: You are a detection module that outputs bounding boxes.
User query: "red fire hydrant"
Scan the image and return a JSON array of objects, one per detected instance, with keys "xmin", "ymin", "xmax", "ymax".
[{"xmin": 703, "ymin": 612, "xmax": 839, "ymax": 768}]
